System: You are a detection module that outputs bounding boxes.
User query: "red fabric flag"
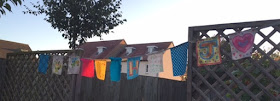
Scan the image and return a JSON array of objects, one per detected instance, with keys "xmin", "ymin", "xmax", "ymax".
[{"xmin": 81, "ymin": 58, "xmax": 94, "ymax": 78}]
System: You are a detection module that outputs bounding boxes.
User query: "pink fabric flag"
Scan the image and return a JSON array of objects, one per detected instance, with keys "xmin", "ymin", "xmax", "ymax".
[
  {"xmin": 81, "ymin": 58, "xmax": 95, "ymax": 78},
  {"xmin": 229, "ymin": 29, "xmax": 256, "ymax": 60}
]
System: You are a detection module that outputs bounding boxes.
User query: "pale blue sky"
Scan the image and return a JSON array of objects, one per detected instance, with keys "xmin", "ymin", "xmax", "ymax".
[{"xmin": 1, "ymin": 0, "xmax": 280, "ymax": 50}]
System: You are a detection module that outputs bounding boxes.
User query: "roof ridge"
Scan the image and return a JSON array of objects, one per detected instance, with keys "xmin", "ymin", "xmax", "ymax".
[
  {"xmin": 126, "ymin": 41, "xmax": 173, "ymax": 46},
  {"xmin": 85, "ymin": 39, "xmax": 125, "ymax": 43}
]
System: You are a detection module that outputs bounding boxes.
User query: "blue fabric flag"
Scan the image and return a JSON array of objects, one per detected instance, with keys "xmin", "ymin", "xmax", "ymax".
[
  {"xmin": 127, "ymin": 56, "xmax": 141, "ymax": 80},
  {"xmin": 38, "ymin": 54, "xmax": 50, "ymax": 74},
  {"xmin": 171, "ymin": 42, "xmax": 188, "ymax": 76},
  {"xmin": 110, "ymin": 57, "xmax": 122, "ymax": 82}
]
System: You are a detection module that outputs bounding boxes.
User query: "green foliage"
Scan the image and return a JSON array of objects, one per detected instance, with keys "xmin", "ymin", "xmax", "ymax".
[
  {"xmin": 24, "ymin": 0, "xmax": 126, "ymax": 49},
  {"xmin": 0, "ymin": 0, "xmax": 23, "ymax": 17}
]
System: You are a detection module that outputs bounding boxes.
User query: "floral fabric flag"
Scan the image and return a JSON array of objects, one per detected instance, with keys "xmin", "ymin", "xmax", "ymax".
[
  {"xmin": 229, "ymin": 29, "xmax": 256, "ymax": 60},
  {"xmin": 67, "ymin": 56, "xmax": 81, "ymax": 74},
  {"xmin": 81, "ymin": 58, "xmax": 94, "ymax": 78},
  {"xmin": 38, "ymin": 54, "xmax": 50, "ymax": 74},
  {"xmin": 95, "ymin": 60, "xmax": 107, "ymax": 80},
  {"xmin": 171, "ymin": 42, "xmax": 188, "ymax": 76},
  {"xmin": 110, "ymin": 57, "xmax": 122, "ymax": 82},
  {"xmin": 52, "ymin": 55, "xmax": 64, "ymax": 75},
  {"xmin": 127, "ymin": 56, "xmax": 141, "ymax": 80},
  {"xmin": 147, "ymin": 52, "xmax": 164, "ymax": 74},
  {"xmin": 196, "ymin": 36, "xmax": 222, "ymax": 67}
]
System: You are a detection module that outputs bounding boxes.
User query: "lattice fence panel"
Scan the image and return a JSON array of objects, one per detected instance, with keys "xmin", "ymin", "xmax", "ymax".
[
  {"xmin": 188, "ymin": 20, "xmax": 280, "ymax": 101},
  {"xmin": 1, "ymin": 50, "xmax": 77, "ymax": 101}
]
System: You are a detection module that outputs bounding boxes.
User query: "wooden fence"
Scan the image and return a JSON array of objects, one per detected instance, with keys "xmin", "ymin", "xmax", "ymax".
[
  {"xmin": 0, "ymin": 50, "xmax": 79, "ymax": 101},
  {"xmin": 0, "ymin": 50, "xmax": 188, "ymax": 101},
  {"xmin": 187, "ymin": 19, "xmax": 280, "ymax": 101}
]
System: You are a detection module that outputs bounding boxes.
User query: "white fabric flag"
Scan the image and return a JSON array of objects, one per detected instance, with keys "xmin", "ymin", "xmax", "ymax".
[
  {"xmin": 147, "ymin": 52, "xmax": 164, "ymax": 74},
  {"xmin": 52, "ymin": 55, "xmax": 64, "ymax": 75},
  {"xmin": 67, "ymin": 56, "xmax": 81, "ymax": 74}
]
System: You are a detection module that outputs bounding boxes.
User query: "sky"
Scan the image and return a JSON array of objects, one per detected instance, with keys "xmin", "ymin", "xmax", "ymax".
[{"xmin": 1, "ymin": 0, "xmax": 280, "ymax": 51}]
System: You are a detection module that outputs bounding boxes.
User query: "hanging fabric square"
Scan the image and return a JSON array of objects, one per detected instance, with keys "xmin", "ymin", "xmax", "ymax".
[
  {"xmin": 67, "ymin": 56, "xmax": 81, "ymax": 74},
  {"xmin": 197, "ymin": 36, "xmax": 222, "ymax": 67},
  {"xmin": 110, "ymin": 57, "xmax": 122, "ymax": 82},
  {"xmin": 38, "ymin": 54, "xmax": 50, "ymax": 74},
  {"xmin": 171, "ymin": 42, "xmax": 188, "ymax": 76},
  {"xmin": 52, "ymin": 55, "xmax": 64, "ymax": 75},
  {"xmin": 147, "ymin": 52, "xmax": 164, "ymax": 74},
  {"xmin": 229, "ymin": 29, "xmax": 256, "ymax": 60},
  {"xmin": 127, "ymin": 56, "xmax": 141, "ymax": 80},
  {"xmin": 95, "ymin": 60, "xmax": 107, "ymax": 80},
  {"xmin": 81, "ymin": 58, "xmax": 94, "ymax": 78}
]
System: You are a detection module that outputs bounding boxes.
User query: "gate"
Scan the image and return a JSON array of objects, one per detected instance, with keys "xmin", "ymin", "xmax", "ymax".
[{"xmin": 187, "ymin": 19, "xmax": 280, "ymax": 101}]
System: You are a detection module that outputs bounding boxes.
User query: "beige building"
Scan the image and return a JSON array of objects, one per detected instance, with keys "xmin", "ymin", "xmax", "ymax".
[{"xmin": 0, "ymin": 40, "xmax": 31, "ymax": 59}]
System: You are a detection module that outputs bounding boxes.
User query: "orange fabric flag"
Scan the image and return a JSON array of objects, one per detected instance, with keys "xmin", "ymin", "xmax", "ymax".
[{"xmin": 95, "ymin": 60, "xmax": 107, "ymax": 80}]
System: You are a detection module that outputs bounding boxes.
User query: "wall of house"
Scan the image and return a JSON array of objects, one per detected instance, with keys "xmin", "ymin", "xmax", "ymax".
[{"xmin": 120, "ymin": 49, "xmax": 182, "ymax": 81}]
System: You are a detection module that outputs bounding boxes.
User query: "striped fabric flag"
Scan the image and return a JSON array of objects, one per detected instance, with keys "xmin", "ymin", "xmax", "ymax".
[
  {"xmin": 127, "ymin": 56, "xmax": 141, "ymax": 80},
  {"xmin": 81, "ymin": 58, "xmax": 94, "ymax": 78},
  {"xmin": 170, "ymin": 42, "xmax": 188, "ymax": 76},
  {"xmin": 110, "ymin": 57, "xmax": 122, "ymax": 82},
  {"xmin": 38, "ymin": 54, "xmax": 50, "ymax": 74},
  {"xmin": 95, "ymin": 60, "xmax": 107, "ymax": 80}
]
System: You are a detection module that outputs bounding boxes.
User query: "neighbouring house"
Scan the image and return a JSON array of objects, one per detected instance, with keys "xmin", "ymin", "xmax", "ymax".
[
  {"xmin": 0, "ymin": 39, "xmax": 31, "ymax": 59},
  {"xmin": 117, "ymin": 42, "xmax": 183, "ymax": 81},
  {"xmin": 79, "ymin": 39, "xmax": 127, "ymax": 59}
]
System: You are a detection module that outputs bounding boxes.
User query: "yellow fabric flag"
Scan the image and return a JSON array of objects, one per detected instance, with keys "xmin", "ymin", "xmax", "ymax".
[{"xmin": 95, "ymin": 60, "xmax": 107, "ymax": 80}]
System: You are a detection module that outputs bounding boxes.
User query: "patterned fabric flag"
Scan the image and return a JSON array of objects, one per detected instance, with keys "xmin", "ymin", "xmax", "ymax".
[
  {"xmin": 67, "ymin": 56, "xmax": 81, "ymax": 74},
  {"xmin": 147, "ymin": 52, "xmax": 164, "ymax": 74},
  {"xmin": 196, "ymin": 36, "xmax": 222, "ymax": 67},
  {"xmin": 52, "ymin": 55, "xmax": 64, "ymax": 75},
  {"xmin": 171, "ymin": 42, "xmax": 188, "ymax": 76},
  {"xmin": 127, "ymin": 56, "xmax": 141, "ymax": 80},
  {"xmin": 38, "ymin": 54, "xmax": 50, "ymax": 74},
  {"xmin": 110, "ymin": 57, "xmax": 122, "ymax": 82},
  {"xmin": 229, "ymin": 29, "xmax": 256, "ymax": 60},
  {"xmin": 95, "ymin": 60, "xmax": 107, "ymax": 80},
  {"xmin": 81, "ymin": 58, "xmax": 94, "ymax": 78}
]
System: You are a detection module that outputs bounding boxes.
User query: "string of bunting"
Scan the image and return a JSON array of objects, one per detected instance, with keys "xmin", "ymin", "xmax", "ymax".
[
  {"xmin": 38, "ymin": 24, "xmax": 275, "ymax": 82},
  {"xmin": 37, "ymin": 41, "xmax": 190, "ymax": 82}
]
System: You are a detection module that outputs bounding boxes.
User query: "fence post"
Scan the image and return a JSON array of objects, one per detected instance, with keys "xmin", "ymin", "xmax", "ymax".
[
  {"xmin": 187, "ymin": 27, "xmax": 194, "ymax": 101},
  {"xmin": 73, "ymin": 49, "xmax": 84, "ymax": 101}
]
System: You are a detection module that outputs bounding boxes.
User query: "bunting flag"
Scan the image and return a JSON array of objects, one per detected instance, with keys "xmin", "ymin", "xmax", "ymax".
[
  {"xmin": 52, "ymin": 55, "xmax": 64, "ymax": 75},
  {"xmin": 38, "ymin": 54, "xmax": 50, "ymax": 74},
  {"xmin": 127, "ymin": 56, "xmax": 141, "ymax": 80},
  {"xmin": 80, "ymin": 58, "xmax": 94, "ymax": 78},
  {"xmin": 229, "ymin": 29, "xmax": 256, "ymax": 60},
  {"xmin": 197, "ymin": 36, "xmax": 222, "ymax": 67},
  {"xmin": 147, "ymin": 52, "xmax": 164, "ymax": 74},
  {"xmin": 67, "ymin": 56, "xmax": 81, "ymax": 74},
  {"xmin": 170, "ymin": 42, "xmax": 188, "ymax": 76},
  {"xmin": 110, "ymin": 57, "xmax": 122, "ymax": 82},
  {"xmin": 95, "ymin": 60, "xmax": 107, "ymax": 80}
]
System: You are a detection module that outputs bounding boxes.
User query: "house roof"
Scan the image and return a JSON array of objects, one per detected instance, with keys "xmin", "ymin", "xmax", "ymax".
[
  {"xmin": 117, "ymin": 42, "xmax": 174, "ymax": 60},
  {"xmin": 79, "ymin": 39, "xmax": 126, "ymax": 59},
  {"xmin": 0, "ymin": 40, "xmax": 32, "ymax": 59}
]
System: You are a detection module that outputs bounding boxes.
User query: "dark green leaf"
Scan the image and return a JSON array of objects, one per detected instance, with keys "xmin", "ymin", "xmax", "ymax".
[{"xmin": 4, "ymin": 3, "xmax": 11, "ymax": 12}]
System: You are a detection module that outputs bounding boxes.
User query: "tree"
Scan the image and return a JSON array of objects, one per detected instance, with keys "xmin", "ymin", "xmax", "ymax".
[
  {"xmin": 24, "ymin": 0, "xmax": 126, "ymax": 49},
  {"xmin": 0, "ymin": 0, "xmax": 24, "ymax": 17}
]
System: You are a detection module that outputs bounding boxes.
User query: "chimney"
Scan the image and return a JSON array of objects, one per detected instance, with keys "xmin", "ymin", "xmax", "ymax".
[
  {"xmin": 147, "ymin": 45, "xmax": 158, "ymax": 54},
  {"xmin": 125, "ymin": 47, "xmax": 135, "ymax": 55},
  {"xmin": 97, "ymin": 46, "xmax": 106, "ymax": 55}
]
